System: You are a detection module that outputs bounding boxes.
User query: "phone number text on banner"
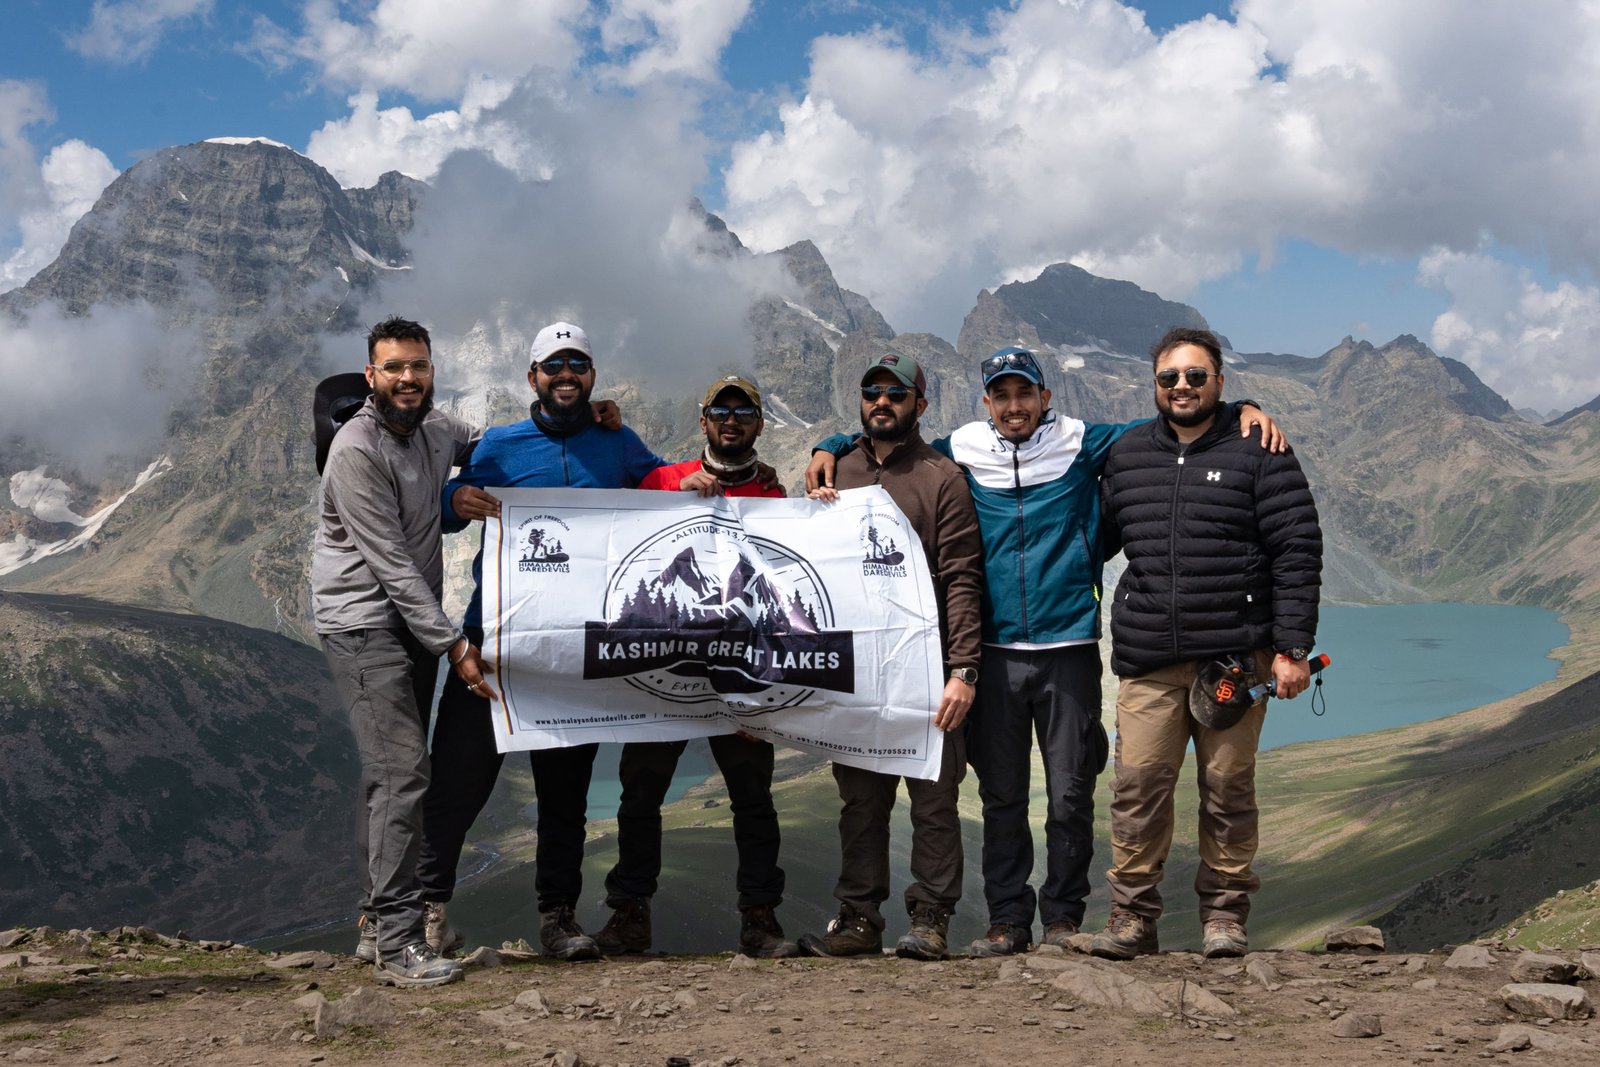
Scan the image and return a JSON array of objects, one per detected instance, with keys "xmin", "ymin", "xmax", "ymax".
[{"xmin": 482, "ymin": 486, "xmax": 945, "ymax": 779}]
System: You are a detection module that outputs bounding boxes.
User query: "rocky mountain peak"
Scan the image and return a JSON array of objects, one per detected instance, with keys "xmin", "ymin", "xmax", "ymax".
[{"xmin": 2, "ymin": 140, "xmax": 412, "ymax": 317}]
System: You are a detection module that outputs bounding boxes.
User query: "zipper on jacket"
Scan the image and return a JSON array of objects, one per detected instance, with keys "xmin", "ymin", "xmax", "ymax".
[
  {"xmin": 1170, "ymin": 450, "xmax": 1185, "ymax": 659},
  {"xmin": 1080, "ymin": 528, "xmax": 1099, "ymax": 602},
  {"xmin": 1012, "ymin": 448, "xmax": 1030, "ymax": 640}
]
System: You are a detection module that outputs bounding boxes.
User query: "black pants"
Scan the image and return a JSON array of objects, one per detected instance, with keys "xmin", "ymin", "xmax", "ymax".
[
  {"xmin": 603, "ymin": 736, "xmax": 784, "ymax": 910},
  {"xmin": 417, "ymin": 628, "xmax": 597, "ymax": 912},
  {"xmin": 321, "ymin": 627, "xmax": 438, "ymax": 953},
  {"xmin": 966, "ymin": 644, "xmax": 1108, "ymax": 928}
]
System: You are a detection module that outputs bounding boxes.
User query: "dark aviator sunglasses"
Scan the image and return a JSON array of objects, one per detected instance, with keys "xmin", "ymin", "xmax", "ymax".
[
  {"xmin": 1156, "ymin": 367, "xmax": 1216, "ymax": 389},
  {"xmin": 703, "ymin": 405, "xmax": 760, "ymax": 425},
  {"xmin": 861, "ymin": 384, "xmax": 913, "ymax": 402},
  {"xmin": 539, "ymin": 354, "xmax": 593, "ymax": 374}
]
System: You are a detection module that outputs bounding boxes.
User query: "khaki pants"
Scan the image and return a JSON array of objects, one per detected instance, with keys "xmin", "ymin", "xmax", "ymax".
[{"xmin": 1105, "ymin": 651, "xmax": 1272, "ymax": 924}]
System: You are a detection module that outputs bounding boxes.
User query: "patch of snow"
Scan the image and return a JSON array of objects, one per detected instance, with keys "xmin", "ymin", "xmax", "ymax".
[
  {"xmin": 336, "ymin": 266, "xmax": 349, "ymax": 284},
  {"xmin": 0, "ymin": 457, "xmax": 172, "ymax": 576},
  {"xmin": 346, "ymin": 235, "xmax": 411, "ymax": 271},
  {"xmin": 782, "ymin": 300, "xmax": 844, "ymax": 351},
  {"xmin": 11, "ymin": 468, "xmax": 93, "ymax": 526},
  {"xmin": 763, "ymin": 394, "xmax": 813, "ymax": 430},
  {"xmin": 204, "ymin": 136, "xmax": 295, "ymax": 150},
  {"xmin": 178, "ymin": 190, "xmax": 188, "ymax": 202}
]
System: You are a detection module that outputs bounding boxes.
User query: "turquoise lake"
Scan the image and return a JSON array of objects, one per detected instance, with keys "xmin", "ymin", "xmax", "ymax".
[{"xmin": 1255, "ymin": 602, "xmax": 1568, "ymax": 750}]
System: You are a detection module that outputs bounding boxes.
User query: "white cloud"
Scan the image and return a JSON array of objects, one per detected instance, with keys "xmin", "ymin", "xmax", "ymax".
[
  {"xmin": 255, "ymin": 0, "xmax": 589, "ymax": 101},
  {"xmin": 352, "ymin": 77, "xmax": 793, "ymax": 390},
  {"xmin": 1420, "ymin": 249, "xmax": 1600, "ymax": 413},
  {"xmin": 720, "ymin": 0, "xmax": 1600, "ymax": 340},
  {"xmin": 599, "ymin": 0, "xmax": 752, "ymax": 85},
  {"xmin": 0, "ymin": 81, "xmax": 118, "ymax": 293},
  {"xmin": 0, "ymin": 302, "xmax": 204, "ymax": 474},
  {"xmin": 305, "ymin": 84, "xmax": 531, "ymax": 188},
  {"xmin": 69, "ymin": 0, "xmax": 214, "ymax": 64}
]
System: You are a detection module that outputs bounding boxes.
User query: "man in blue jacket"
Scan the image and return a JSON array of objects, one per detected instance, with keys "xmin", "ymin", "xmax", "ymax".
[
  {"xmin": 808, "ymin": 347, "xmax": 1281, "ymax": 956},
  {"xmin": 415, "ymin": 321, "xmax": 666, "ymax": 962}
]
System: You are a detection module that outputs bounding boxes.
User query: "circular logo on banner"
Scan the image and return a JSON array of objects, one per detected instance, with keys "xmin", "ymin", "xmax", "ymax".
[{"xmin": 581, "ymin": 515, "xmax": 853, "ymax": 711}]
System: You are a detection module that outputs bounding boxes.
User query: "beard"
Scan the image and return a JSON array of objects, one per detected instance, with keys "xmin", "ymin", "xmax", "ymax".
[
  {"xmin": 1156, "ymin": 391, "xmax": 1219, "ymax": 428},
  {"xmin": 536, "ymin": 377, "xmax": 593, "ymax": 419},
  {"xmin": 862, "ymin": 404, "xmax": 917, "ymax": 442},
  {"xmin": 374, "ymin": 382, "xmax": 434, "ymax": 433}
]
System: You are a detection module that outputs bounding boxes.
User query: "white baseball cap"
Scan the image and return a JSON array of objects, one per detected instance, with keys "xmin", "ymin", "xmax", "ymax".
[{"xmin": 529, "ymin": 321, "xmax": 592, "ymax": 368}]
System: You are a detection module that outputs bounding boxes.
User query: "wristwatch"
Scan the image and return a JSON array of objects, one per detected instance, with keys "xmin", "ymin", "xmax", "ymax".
[
  {"xmin": 1277, "ymin": 646, "xmax": 1310, "ymax": 662},
  {"xmin": 950, "ymin": 667, "xmax": 979, "ymax": 686}
]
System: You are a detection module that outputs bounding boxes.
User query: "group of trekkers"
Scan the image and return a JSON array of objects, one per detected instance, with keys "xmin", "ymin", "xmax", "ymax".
[{"xmin": 311, "ymin": 314, "xmax": 1321, "ymax": 987}]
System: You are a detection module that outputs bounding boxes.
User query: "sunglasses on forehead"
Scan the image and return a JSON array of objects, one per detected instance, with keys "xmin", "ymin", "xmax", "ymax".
[
  {"xmin": 1155, "ymin": 367, "xmax": 1217, "ymax": 389},
  {"xmin": 861, "ymin": 384, "xmax": 913, "ymax": 402},
  {"xmin": 538, "ymin": 354, "xmax": 593, "ymax": 374},
  {"xmin": 981, "ymin": 349, "xmax": 1043, "ymax": 380}
]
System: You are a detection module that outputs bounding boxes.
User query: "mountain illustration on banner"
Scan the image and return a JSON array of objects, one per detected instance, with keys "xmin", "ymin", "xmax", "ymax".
[{"xmin": 615, "ymin": 547, "xmax": 821, "ymax": 633}]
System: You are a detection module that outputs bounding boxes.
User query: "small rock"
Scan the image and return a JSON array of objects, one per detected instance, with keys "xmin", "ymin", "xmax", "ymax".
[
  {"xmin": 265, "ymin": 951, "xmax": 335, "ymax": 970},
  {"xmin": 1331, "ymin": 1013, "xmax": 1383, "ymax": 1038},
  {"xmin": 1499, "ymin": 983, "xmax": 1593, "ymax": 1020},
  {"xmin": 1324, "ymin": 927, "xmax": 1385, "ymax": 953},
  {"xmin": 1412, "ymin": 978, "xmax": 1439, "ymax": 992},
  {"xmin": 513, "ymin": 989, "xmax": 550, "ymax": 1017},
  {"xmin": 1486, "ymin": 1030, "xmax": 1533, "ymax": 1053},
  {"xmin": 1445, "ymin": 944, "xmax": 1494, "ymax": 969},
  {"xmin": 461, "ymin": 946, "xmax": 502, "ymax": 968},
  {"xmin": 293, "ymin": 992, "xmax": 328, "ymax": 1012},
  {"xmin": 314, "ymin": 986, "xmax": 399, "ymax": 1039},
  {"xmin": 728, "ymin": 954, "xmax": 758, "ymax": 971},
  {"xmin": 673, "ymin": 991, "xmax": 698, "ymax": 1009},
  {"xmin": 1489, "ymin": 1024, "xmax": 1593, "ymax": 1052},
  {"xmin": 1581, "ymin": 951, "xmax": 1600, "ymax": 980},
  {"xmin": 0, "ymin": 953, "xmax": 29, "ymax": 968},
  {"xmin": 553, "ymin": 1051, "xmax": 582, "ymax": 1067},
  {"xmin": 0, "ymin": 928, "xmax": 29, "ymax": 949},
  {"xmin": 12, "ymin": 1048, "xmax": 55, "ymax": 1063},
  {"xmin": 1511, "ymin": 951, "xmax": 1578, "ymax": 984},
  {"xmin": 1241, "ymin": 959, "xmax": 1280, "ymax": 991}
]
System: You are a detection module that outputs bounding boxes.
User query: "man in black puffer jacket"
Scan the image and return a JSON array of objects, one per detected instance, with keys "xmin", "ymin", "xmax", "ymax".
[{"xmin": 1091, "ymin": 327, "xmax": 1322, "ymax": 963}]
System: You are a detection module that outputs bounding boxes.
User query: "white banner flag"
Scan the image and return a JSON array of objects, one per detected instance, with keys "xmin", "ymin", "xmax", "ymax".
[{"xmin": 481, "ymin": 485, "xmax": 946, "ymax": 779}]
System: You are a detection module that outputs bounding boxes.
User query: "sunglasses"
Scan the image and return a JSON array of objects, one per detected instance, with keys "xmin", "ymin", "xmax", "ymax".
[
  {"xmin": 372, "ymin": 358, "xmax": 434, "ymax": 377},
  {"xmin": 538, "ymin": 354, "xmax": 593, "ymax": 374},
  {"xmin": 981, "ymin": 349, "xmax": 1043, "ymax": 381},
  {"xmin": 1155, "ymin": 367, "xmax": 1216, "ymax": 389},
  {"xmin": 861, "ymin": 384, "xmax": 913, "ymax": 402},
  {"xmin": 704, "ymin": 404, "xmax": 760, "ymax": 425}
]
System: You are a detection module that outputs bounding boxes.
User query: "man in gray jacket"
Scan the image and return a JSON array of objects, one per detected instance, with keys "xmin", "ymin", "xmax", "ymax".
[{"xmin": 312, "ymin": 316, "xmax": 487, "ymax": 988}]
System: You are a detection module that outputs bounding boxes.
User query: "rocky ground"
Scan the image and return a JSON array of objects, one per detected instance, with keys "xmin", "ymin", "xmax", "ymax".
[{"xmin": 2, "ymin": 926, "xmax": 1597, "ymax": 1066}]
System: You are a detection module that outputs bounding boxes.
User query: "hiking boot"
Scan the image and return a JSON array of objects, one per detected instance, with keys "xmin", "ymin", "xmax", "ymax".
[
  {"xmin": 968, "ymin": 923, "xmax": 1031, "ymax": 957},
  {"xmin": 1201, "ymin": 918, "xmax": 1248, "ymax": 959},
  {"xmin": 594, "ymin": 897, "xmax": 652, "ymax": 955},
  {"xmin": 895, "ymin": 904, "xmax": 952, "ymax": 961},
  {"xmin": 354, "ymin": 913, "xmax": 378, "ymax": 963},
  {"xmin": 796, "ymin": 904, "xmax": 883, "ymax": 957},
  {"xmin": 539, "ymin": 906, "xmax": 602, "ymax": 962},
  {"xmin": 373, "ymin": 942, "xmax": 464, "ymax": 988},
  {"xmin": 1042, "ymin": 920, "xmax": 1080, "ymax": 949},
  {"xmin": 1089, "ymin": 909, "xmax": 1159, "ymax": 960},
  {"xmin": 739, "ymin": 904, "xmax": 800, "ymax": 959},
  {"xmin": 424, "ymin": 901, "xmax": 464, "ymax": 957}
]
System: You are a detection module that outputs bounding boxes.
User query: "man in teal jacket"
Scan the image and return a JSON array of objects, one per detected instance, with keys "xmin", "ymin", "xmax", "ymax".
[{"xmin": 808, "ymin": 347, "xmax": 1281, "ymax": 955}]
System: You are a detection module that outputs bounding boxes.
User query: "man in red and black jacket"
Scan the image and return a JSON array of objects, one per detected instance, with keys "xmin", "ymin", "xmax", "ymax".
[{"xmin": 592, "ymin": 375, "xmax": 801, "ymax": 959}]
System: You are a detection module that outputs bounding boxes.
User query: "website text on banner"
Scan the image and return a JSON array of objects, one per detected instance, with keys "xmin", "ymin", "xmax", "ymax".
[{"xmin": 482, "ymin": 486, "xmax": 946, "ymax": 779}]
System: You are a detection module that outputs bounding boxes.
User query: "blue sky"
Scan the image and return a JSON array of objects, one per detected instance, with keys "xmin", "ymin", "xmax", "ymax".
[{"xmin": 4, "ymin": 1, "xmax": 1599, "ymax": 411}]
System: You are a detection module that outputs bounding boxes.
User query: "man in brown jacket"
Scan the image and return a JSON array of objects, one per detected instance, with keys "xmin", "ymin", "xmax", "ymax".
[{"xmin": 799, "ymin": 352, "xmax": 984, "ymax": 961}]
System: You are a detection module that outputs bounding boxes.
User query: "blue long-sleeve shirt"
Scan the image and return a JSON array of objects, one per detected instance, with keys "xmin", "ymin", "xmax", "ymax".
[{"xmin": 444, "ymin": 417, "xmax": 665, "ymax": 627}]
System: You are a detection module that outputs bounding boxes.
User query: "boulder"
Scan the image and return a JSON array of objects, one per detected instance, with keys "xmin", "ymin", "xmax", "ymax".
[
  {"xmin": 1323, "ymin": 926, "xmax": 1385, "ymax": 953},
  {"xmin": 1444, "ymin": 944, "xmax": 1494, "ymax": 969},
  {"xmin": 314, "ymin": 987, "xmax": 399, "ymax": 1038},
  {"xmin": 1511, "ymin": 951, "xmax": 1577, "ymax": 984},
  {"xmin": 1499, "ymin": 983, "xmax": 1593, "ymax": 1020}
]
